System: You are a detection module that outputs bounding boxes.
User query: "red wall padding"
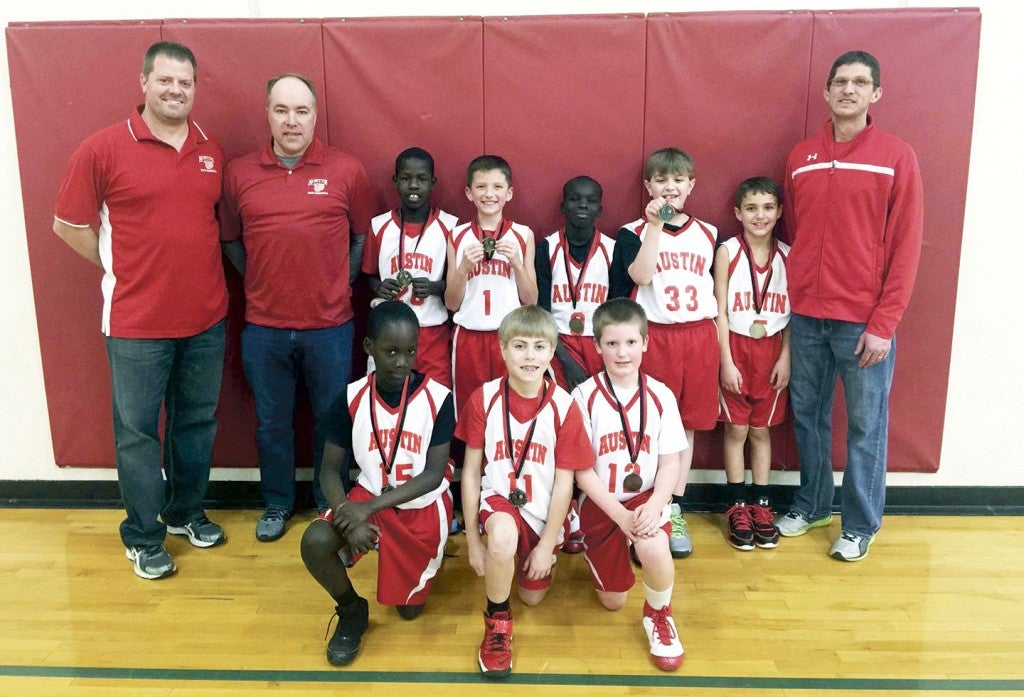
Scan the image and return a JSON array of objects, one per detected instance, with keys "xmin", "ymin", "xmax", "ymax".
[{"xmin": 6, "ymin": 10, "xmax": 979, "ymax": 473}]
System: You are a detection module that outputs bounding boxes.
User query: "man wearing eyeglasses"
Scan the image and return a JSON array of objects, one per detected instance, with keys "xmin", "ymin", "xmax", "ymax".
[{"xmin": 777, "ymin": 50, "xmax": 924, "ymax": 562}]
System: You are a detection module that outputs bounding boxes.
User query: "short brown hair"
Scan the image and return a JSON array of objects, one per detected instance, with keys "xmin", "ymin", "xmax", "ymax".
[
  {"xmin": 644, "ymin": 147, "xmax": 694, "ymax": 180},
  {"xmin": 592, "ymin": 298, "xmax": 647, "ymax": 342}
]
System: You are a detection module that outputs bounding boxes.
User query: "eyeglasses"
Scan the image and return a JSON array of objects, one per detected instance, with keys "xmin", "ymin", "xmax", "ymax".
[{"xmin": 829, "ymin": 77, "xmax": 875, "ymax": 89}]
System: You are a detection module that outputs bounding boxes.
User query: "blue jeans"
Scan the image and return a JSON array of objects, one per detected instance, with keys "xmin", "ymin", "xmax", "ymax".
[
  {"xmin": 788, "ymin": 314, "xmax": 895, "ymax": 538},
  {"xmin": 241, "ymin": 322, "xmax": 353, "ymax": 511},
  {"xmin": 105, "ymin": 319, "xmax": 225, "ymax": 548}
]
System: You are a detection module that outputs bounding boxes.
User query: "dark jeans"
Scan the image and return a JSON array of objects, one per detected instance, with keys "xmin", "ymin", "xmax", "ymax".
[
  {"xmin": 241, "ymin": 322, "xmax": 353, "ymax": 512},
  {"xmin": 105, "ymin": 319, "xmax": 225, "ymax": 548}
]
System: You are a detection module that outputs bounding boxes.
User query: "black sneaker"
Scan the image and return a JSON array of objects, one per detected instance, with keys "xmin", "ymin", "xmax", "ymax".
[
  {"xmin": 255, "ymin": 506, "xmax": 291, "ymax": 542},
  {"xmin": 167, "ymin": 515, "xmax": 226, "ymax": 548},
  {"xmin": 125, "ymin": 544, "xmax": 176, "ymax": 580},
  {"xmin": 326, "ymin": 597, "xmax": 370, "ymax": 666},
  {"xmin": 726, "ymin": 503, "xmax": 755, "ymax": 551}
]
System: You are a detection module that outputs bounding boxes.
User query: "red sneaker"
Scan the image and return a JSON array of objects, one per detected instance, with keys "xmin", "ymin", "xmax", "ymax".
[
  {"xmin": 642, "ymin": 602, "xmax": 684, "ymax": 671},
  {"xmin": 563, "ymin": 529, "xmax": 585, "ymax": 554},
  {"xmin": 726, "ymin": 503, "xmax": 755, "ymax": 551},
  {"xmin": 749, "ymin": 503, "xmax": 780, "ymax": 548},
  {"xmin": 478, "ymin": 610, "xmax": 513, "ymax": 678}
]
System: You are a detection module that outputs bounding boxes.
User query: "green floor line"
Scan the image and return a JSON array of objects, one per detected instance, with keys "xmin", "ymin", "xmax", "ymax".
[{"xmin": 1, "ymin": 665, "xmax": 1022, "ymax": 690}]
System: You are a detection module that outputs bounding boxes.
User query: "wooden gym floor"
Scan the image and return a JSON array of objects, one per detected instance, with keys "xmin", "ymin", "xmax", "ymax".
[{"xmin": 1, "ymin": 508, "xmax": 1022, "ymax": 696}]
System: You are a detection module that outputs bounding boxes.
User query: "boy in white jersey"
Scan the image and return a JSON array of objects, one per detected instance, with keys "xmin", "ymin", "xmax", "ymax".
[
  {"xmin": 536, "ymin": 175, "xmax": 621, "ymax": 391},
  {"xmin": 608, "ymin": 147, "xmax": 720, "ymax": 558},
  {"xmin": 300, "ymin": 302, "xmax": 455, "ymax": 667},
  {"xmin": 445, "ymin": 155, "xmax": 538, "ymax": 413},
  {"xmin": 572, "ymin": 298, "xmax": 687, "ymax": 671},
  {"xmin": 456, "ymin": 305, "xmax": 593, "ymax": 679},
  {"xmin": 363, "ymin": 147, "xmax": 458, "ymax": 386},
  {"xmin": 713, "ymin": 177, "xmax": 791, "ymax": 551}
]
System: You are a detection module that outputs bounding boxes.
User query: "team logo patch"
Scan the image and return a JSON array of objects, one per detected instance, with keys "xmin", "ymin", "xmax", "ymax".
[
  {"xmin": 308, "ymin": 178, "xmax": 328, "ymax": 195},
  {"xmin": 198, "ymin": 155, "xmax": 218, "ymax": 173}
]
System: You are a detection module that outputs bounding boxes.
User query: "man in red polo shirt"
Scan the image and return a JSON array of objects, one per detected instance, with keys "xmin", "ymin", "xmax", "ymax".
[
  {"xmin": 53, "ymin": 41, "xmax": 228, "ymax": 580},
  {"xmin": 221, "ymin": 73, "xmax": 375, "ymax": 542}
]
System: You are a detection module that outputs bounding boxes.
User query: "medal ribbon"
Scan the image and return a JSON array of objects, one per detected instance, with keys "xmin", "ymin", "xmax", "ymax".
[
  {"xmin": 470, "ymin": 217, "xmax": 513, "ymax": 248},
  {"xmin": 368, "ymin": 373, "xmax": 411, "ymax": 484},
  {"xmin": 738, "ymin": 236, "xmax": 777, "ymax": 316},
  {"xmin": 602, "ymin": 371, "xmax": 647, "ymax": 465},
  {"xmin": 395, "ymin": 208, "xmax": 435, "ymax": 273},
  {"xmin": 502, "ymin": 376, "xmax": 550, "ymax": 482},
  {"xmin": 558, "ymin": 229, "xmax": 600, "ymax": 311}
]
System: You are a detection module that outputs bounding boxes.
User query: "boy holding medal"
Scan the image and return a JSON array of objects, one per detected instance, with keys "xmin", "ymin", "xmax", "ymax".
[
  {"xmin": 608, "ymin": 147, "xmax": 720, "ymax": 559},
  {"xmin": 363, "ymin": 147, "xmax": 459, "ymax": 386},
  {"xmin": 456, "ymin": 305, "xmax": 593, "ymax": 678},
  {"xmin": 536, "ymin": 175, "xmax": 626, "ymax": 391},
  {"xmin": 300, "ymin": 301, "xmax": 456, "ymax": 667},
  {"xmin": 713, "ymin": 177, "xmax": 791, "ymax": 551},
  {"xmin": 571, "ymin": 298, "xmax": 687, "ymax": 671},
  {"xmin": 446, "ymin": 155, "xmax": 538, "ymax": 413}
]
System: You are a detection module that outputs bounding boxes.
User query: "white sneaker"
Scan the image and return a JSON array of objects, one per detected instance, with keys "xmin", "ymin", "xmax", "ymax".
[
  {"xmin": 829, "ymin": 532, "xmax": 874, "ymax": 562},
  {"xmin": 642, "ymin": 602, "xmax": 684, "ymax": 671},
  {"xmin": 776, "ymin": 511, "xmax": 832, "ymax": 537}
]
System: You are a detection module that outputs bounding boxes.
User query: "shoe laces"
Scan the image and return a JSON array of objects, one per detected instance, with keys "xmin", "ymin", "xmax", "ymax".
[
  {"xmin": 324, "ymin": 612, "xmax": 339, "ymax": 641},
  {"xmin": 263, "ymin": 507, "xmax": 289, "ymax": 523},
  {"xmin": 648, "ymin": 606, "xmax": 678, "ymax": 646},
  {"xmin": 484, "ymin": 614, "xmax": 512, "ymax": 653},
  {"xmin": 727, "ymin": 504, "xmax": 753, "ymax": 531},
  {"xmin": 840, "ymin": 531, "xmax": 860, "ymax": 544},
  {"xmin": 670, "ymin": 512, "xmax": 687, "ymax": 536},
  {"xmin": 749, "ymin": 504, "xmax": 775, "ymax": 529}
]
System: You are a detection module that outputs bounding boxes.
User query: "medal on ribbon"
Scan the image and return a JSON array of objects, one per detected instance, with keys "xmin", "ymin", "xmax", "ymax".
[
  {"xmin": 368, "ymin": 373, "xmax": 411, "ymax": 496},
  {"xmin": 657, "ymin": 203, "xmax": 676, "ymax": 222},
  {"xmin": 502, "ymin": 377, "xmax": 550, "ymax": 509},
  {"xmin": 602, "ymin": 371, "xmax": 648, "ymax": 494},
  {"xmin": 738, "ymin": 236, "xmax": 777, "ymax": 340}
]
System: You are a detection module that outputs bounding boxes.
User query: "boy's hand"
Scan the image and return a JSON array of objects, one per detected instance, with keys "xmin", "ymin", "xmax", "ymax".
[
  {"xmin": 332, "ymin": 500, "xmax": 372, "ymax": 535},
  {"xmin": 613, "ymin": 507, "xmax": 639, "ymax": 543},
  {"xmin": 410, "ymin": 276, "xmax": 436, "ymax": 298},
  {"xmin": 345, "ymin": 521, "xmax": 379, "ymax": 556},
  {"xmin": 523, "ymin": 545, "xmax": 555, "ymax": 581},
  {"xmin": 644, "ymin": 197, "xmax": 669, "ymax": 227},
  {"xmin": 460, "ymin": 241, "xmax": 485, "ymax": 272},
  {"xmin": 495, "ymin": 237, "xmax": 522, "ymax": 268},
  {"xmin": 631, "ymin": 501, "xmax": 662, "ymax": 538},
  {"xmin": 720, "ymin": 362, "xmax": 744, "ymax": 393},
  {"xmin": 770, "ymin": 355, "xmax": 791, "ymax": 390},
  {"xmin": 376, "ymin": 277, "xmax": 405, "ymax": 300},
  {"xmin": 466, "ymin": 534, "xmax": 486, "ymax": 577}
]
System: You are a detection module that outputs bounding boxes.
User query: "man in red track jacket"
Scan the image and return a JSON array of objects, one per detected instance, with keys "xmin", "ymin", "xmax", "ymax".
[{"xmin": 777, "ymin": 50, "xmax": 924, "ymax": 562}]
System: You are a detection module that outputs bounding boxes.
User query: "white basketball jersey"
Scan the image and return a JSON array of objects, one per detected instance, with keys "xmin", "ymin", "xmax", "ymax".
[
  {"xmin": 722, "ymin": 236, "xmax": 791, "ymax": 338},
  {"xmin": 480, "ymin": 377, "xmax": 575, "ymax": 537},
  {"xmin": 452, "ymin": 220, "xmax": 532, "ymax": 331},
  {"xmin": 544, "ymin": 229, "xmax": 614, "ymax": 337},
  {"xmin": 625, "ymin": 216, "xmax": 718, "ymax": 324},
  {"xmin": 368, "ymin": 208, "xmax": 457, "ymax": 327},
  {"xmin": 572, "ymin": 374, "xmax": 687, "ymax": 503},
  {"xmin": 348, "ymin": 374, "xmax": 451, "ymax": 509}
]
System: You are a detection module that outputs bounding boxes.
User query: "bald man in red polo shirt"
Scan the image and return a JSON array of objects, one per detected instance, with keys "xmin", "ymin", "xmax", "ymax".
[
  {"xmin": 53, "ymin": 41, "xmax": 228, "ymax": 581},
  {"xmin": 221, "ymin": 73, "xmax": 375, "ymax": 543}
]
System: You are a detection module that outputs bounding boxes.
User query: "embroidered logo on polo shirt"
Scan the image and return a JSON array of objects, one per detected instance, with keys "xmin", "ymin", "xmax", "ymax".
[
  {"xmin": 198, "ymin": 155, "xmax": 218, "ymax": 173},
  {"xmin": 308, "ymin": 178, "xmax": 328, "ymax": 195},
  {"xmin": 806, "ymin": 153, "xmax": 818, "ymax": 162}
]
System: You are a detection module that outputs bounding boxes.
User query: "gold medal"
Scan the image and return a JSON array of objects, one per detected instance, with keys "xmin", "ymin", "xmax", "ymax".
[
  {"xmin": 749, "ymin": 322, "xmax": 767, "ymax": 339},
  {"xmin": 569, "ymin": 313, "xmax": 585, "ymax": 335},
  {"xmin": 396, "ymin": 269, "xmax": 413, "ymax": 288},
  {"xmin": 508, "ymin": 488, "xmax": 527, "ymax": 507},
  {"xmin": 481, "ymin": 236, "xmax": 496, "ymax": 259},
  {"xmin": 657, "ymin": 203, "xmax": 676, "ymax": 222},
  {"xmin": 623, "ymin": 472, "xmax": 643, "ymax": 492}
]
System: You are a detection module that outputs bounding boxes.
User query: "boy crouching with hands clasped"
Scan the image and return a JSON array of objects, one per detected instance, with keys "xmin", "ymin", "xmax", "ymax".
[
  {"xmin": 456, "ymin": 305, "xmax": 594, "ymax": 679},
  {"xmin": 571, "ymin": 298, "xmax": 687, "ymax": 670}
]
